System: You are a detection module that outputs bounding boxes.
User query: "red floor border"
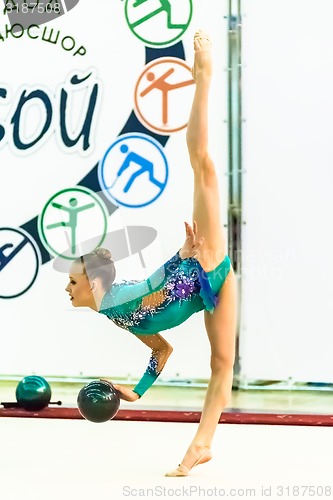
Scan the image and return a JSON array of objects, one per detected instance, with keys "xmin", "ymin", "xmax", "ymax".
[{"xmin": 1, "ymin": 406, "xmax": 333, "ymax": 426}]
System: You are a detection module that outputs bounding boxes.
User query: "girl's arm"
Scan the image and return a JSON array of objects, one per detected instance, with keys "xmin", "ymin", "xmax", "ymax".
[
  {"xmin": 110, "ymin": 222, "xmax": 204, "ymax": 310},
  {"xmin": 113, "ymin": 334, "xmax": 173, "ymax": 401}
]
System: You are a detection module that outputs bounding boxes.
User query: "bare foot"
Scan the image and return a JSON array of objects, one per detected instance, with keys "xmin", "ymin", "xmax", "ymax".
[
  {"xmin": 192, "ymin": 29, "xmax": 212, "ymax": 82},
  {"xmin": 165, "ymin": 444, "xmax": 212, "ymax": 477}
]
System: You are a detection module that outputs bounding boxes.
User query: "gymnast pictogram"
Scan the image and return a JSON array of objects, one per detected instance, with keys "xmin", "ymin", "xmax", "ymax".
[
  {"xmin": 140, "ymin": 68, "xmax": 194, "ymax": 126},
  {"xmin": 131, "ymin": 0, "xmax": 188, "ymax": 30},
  {"xmin": 46, "ymin": 198, "xmax": 95, "ymax": 255},
  {"xmin": 110, "ymin": 144, "xmax": 164, "ymax": 193}
]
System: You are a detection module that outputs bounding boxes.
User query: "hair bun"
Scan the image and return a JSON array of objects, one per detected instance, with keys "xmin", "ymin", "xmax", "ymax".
[{"xmin": 95, "ymin": 248, "xmax": 112, "ymax": 261}]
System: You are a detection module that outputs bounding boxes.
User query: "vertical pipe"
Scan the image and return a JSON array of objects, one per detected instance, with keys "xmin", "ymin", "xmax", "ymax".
[{"xmin": 227, "ymin": 0, "xmax": 243, "ymax": 384}]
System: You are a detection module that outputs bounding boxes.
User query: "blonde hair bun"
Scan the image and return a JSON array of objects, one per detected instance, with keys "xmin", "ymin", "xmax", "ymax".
[{"xmin": 95, "ymin": 248, "xmax": 112, "ymax": 261}]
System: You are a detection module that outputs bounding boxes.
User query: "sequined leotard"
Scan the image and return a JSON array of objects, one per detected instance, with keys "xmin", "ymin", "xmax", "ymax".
[{"xmin": 99, "ymin": 251, "xmax": 231, "ymax": 397}]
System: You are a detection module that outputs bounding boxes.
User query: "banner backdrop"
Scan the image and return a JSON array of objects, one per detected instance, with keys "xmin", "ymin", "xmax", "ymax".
[{"xmin": 0, "ymin": 0, "xmax": 229, "ymax": 380}]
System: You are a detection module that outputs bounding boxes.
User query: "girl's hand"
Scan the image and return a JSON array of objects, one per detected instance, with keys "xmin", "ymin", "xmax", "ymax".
[
  {"xmin": 179, "ymin": 220, "xmax": 204, "ymax": 260},
  {"xmin": 112, "ymin": 384, "xmax": 140, "ymax": 402},
  {"xmin": 99, "ymin": 379, "xmax": 140, "ymax": 402}
]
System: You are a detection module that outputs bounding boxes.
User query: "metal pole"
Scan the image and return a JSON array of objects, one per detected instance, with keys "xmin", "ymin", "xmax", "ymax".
[{"xmin": 227, "ymin": 0, "xmax": 243, "ymax": 386}]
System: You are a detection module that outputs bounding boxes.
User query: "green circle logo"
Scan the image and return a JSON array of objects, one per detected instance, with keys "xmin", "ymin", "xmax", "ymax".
[
  {"xmin": 38, "ymin": 187, "xmax": 108, "ymax": 260},
  {"xmin": 125, "ymin": 0, "xmax": 193, "ymax": 47}
]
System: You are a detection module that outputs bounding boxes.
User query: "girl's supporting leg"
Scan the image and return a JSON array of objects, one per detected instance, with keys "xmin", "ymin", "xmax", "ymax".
[{"xmin": 165, "ymin": 31, "xmax": 237, "ymax": 477}]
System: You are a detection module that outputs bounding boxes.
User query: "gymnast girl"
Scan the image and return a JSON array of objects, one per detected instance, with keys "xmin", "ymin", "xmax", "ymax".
[{"xmin": 65, "ymin": 30, "xmax": 237, "ymax": 477}]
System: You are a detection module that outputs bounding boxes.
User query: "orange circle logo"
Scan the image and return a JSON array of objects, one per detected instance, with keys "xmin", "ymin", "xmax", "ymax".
[{"xmin": 134, "ymin": 57, "xmax": 195, "ymax": 134}]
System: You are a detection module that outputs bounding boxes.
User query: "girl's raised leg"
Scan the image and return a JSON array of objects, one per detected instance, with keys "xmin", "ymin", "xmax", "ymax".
[{"xmin": 187, "ymin": 31, "xmax": 227, "ymax": 272}]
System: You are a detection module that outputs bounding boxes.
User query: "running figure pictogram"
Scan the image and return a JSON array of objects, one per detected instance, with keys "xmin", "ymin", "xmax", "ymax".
[
  {"xmin": 131, "ymin": 0, "xmax": 188, "ymax": 30},
  {"xmin": 140, "ymin": 68, "xmax": 194, "ymax": 126},
  {"xmin": 46, "ymin": 198, "xmax": 95, "ymax": 255}
]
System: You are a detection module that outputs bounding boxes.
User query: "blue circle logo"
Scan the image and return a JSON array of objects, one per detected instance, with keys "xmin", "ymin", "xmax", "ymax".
[{"xmin": 98, "ymin": 133, "xmax": 169, "ymax": 208}]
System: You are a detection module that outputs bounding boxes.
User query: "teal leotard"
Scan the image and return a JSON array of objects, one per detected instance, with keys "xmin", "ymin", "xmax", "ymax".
[{"xmin": 99, "ymin": 251, "xmax": 231, "ymax": 396}]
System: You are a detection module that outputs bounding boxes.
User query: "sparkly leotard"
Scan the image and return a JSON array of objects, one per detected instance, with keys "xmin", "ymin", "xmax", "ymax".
[{"xmin": 99, "ymin": 251, "xmax": 231, "ymax": 397}]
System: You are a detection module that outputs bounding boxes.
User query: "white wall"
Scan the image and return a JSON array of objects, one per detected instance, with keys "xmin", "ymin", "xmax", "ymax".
[{"xmin": 240, "ymin": 0, "xmax": 333, "ymax": 382}]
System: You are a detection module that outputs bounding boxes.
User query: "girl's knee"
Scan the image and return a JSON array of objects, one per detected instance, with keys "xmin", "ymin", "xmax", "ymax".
[
  {"xmin": 210, "ymin": 353, "xmax": 235, "ymax": 373},
  {"xmin": 190, "ymin": 153, "xmax": 215, "ymax": 174}
]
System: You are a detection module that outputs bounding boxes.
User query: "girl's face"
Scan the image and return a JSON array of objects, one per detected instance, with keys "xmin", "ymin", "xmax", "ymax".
[{"xmin": 65, "ymin": 262, "xmax": 93, "ymax": 307}]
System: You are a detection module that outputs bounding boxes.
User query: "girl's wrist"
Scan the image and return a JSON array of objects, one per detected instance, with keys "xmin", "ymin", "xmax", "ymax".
[{"xmin": 178, "ymin": 249, "xmax": 185, "ymax": 260}]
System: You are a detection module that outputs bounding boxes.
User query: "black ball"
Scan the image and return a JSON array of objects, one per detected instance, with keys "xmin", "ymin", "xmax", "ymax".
[
  {"xmin": 77, "ymin": 380, "xmax": 120, "ymax": 423},
  {"xmin": 16, "ymin": 376, "xmax": 52, "ymax": 411}
]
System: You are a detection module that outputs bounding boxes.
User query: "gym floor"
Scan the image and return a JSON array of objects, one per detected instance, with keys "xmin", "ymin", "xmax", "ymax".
[{"xmin": 1, "ymin": 381, "xmax": 333, "ymax": 499}]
